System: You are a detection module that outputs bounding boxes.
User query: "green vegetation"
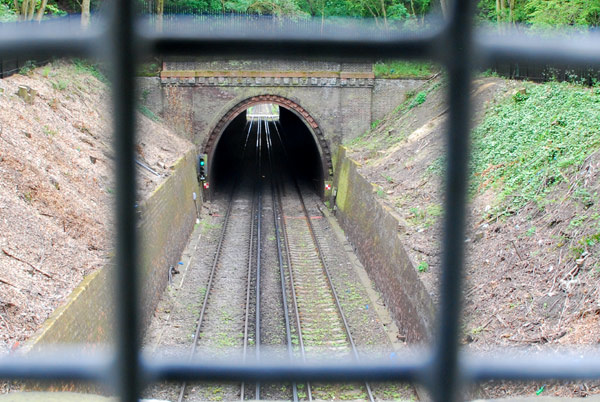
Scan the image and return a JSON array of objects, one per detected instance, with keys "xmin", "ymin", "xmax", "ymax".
[
  {"xmin": 2, "ymin": 0, "xmax": 599, "ymax": 28},
  {"xmin": 137, "ymin": 60, "xmax": 161, "ymax": 77},
  {"xmin": 417, "ymin": 261, "xmax": 429, "ymax": 272},
  {"xmin": 138, "ymin": 104, "xmax": 160, "ymax": 122},
  {"xmin": 471, "ymin": 82, "xmax": 600, "ymax": 219},
  {"xmin": 51, "ymin": 80, "xmax": 68, "ymax": 91},
  {"xmin": 374, "ymin": 61, "xmax": 437, "ymax": 79},
  {"xmin": 346, "ymin": 78, "xmax": 442, "ymax": 152},
  {"xmin": 0, "ymin": 2, "xmax": 15, "ymax": 21},
  {"xmin": 406, "ymin": 203, "xmax": 442, "ymax": 228},
  {"xmin": 410, "ymin": 91, "xmax": 427, "ymax": 108},
  {"xmin": 43, "ymin": 125, "xmax": 58, "ymax": 136},
  {"xmin": 73, "ymin": 59, "xmax": 108, "ymax": 83},
  {"xmin": 476, "ymin": 0, "xmax": 600, "ymax": 27},
  {"xmin": 18, "ymin": 60, "xmax": 37, "ymax": 75}
]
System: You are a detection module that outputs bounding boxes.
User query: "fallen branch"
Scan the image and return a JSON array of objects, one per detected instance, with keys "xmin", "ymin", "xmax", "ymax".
[
  {"xmin": 2, "ymin": 248, "xmax": 56, "ymax": 280},
  {"xmin": 410, "ymin": 245, "xmax": 435, "ymax": 257},
  {"xmin": 0, "ymin": 277, "xmax": 17, "ymax": 288},
  {"xmin": 510, "ymin": 240, "xmax": 524, "ymax": 262},
  {"xmin": 508, "ymin": 330, "xmax": 567, "ymax": 344}
]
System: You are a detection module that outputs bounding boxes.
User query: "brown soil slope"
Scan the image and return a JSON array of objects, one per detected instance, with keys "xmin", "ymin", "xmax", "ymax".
[
  {"xmin": 0, "ymin": 61, "xmax": 193, "ymax": 359},
  {"xmin": 347, "ymin": 77, "xmax": 600, "ymax": 398}
]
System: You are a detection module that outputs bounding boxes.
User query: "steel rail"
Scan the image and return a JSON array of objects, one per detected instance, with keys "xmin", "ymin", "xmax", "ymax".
[
  {"xmin": 270, "ymin": 122, "xmax": 313, "ymax": 401},
  {"xmin": 271, "ymin": 122, "xmax": 375, "ymax": 402},
  {"xmin": 177, "ymin": 187, "xmax": 235, "ymax": 402},
  {"xmin": 179, "ymin": 120, "xmax": 257, "ymax": 402},
  {"xmin": 264, "ymin": 120, "xmax": 299, "ymax": 402},
  {"xmin": 254, "ymin": 116, "xmax": 263, "ymax": 400},
  {"xmin": 294, "ymin": 185, "xmax": 376, "ymax": 402},
  {"xmin": 241, "ymin": 119, "xmax": 258, "ymax": 401}
]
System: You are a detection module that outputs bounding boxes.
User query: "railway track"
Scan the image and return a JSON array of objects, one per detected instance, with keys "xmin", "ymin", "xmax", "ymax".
[
  {"xmin": 267, "ymin": 121, "xmax": 375, "ymax": 402},
  {"xmin": 177, "ymin": 117, "xmax": 382, "ymax": 401},
  {"xmin": 178, "ymin": 120, "xmax": 259, "ymax": 402}
]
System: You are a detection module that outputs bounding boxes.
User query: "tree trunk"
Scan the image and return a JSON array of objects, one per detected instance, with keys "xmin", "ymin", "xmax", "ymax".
[
  {"xmin": 410, "ymin": 0, "xmax": 417, "ymax": 17},
  {"xmin": 305, "ymin": 0, "xmax": 316, "ymax": 16},
  {"xmin": 439, "ymin": 0, "xmax": 447, "ymax": 19},
  {"xmin": 156, "ymin": 0, "xmax": 164, "ymax": 32},
  {"xmin": 20, "ymin": 0, "xmax": 29, "ymax": 20},
  {"xmin": 320, "ymin": 2, "xmax": 325, "ymax": 34},
  {"xmin": 27, "ymin": 0, "xmax": 35, "ymax": 21},
  {"xmin": 495, "ymin": 0, "xmax": 501, "ymax": 23},
  {"xmin": 13, "ymin": 0, "xmax": 20, "ymax": 19},
  {"xmin": 36, "ymin": 0, "xmax": 48, "ymax": 21},
  {"xmin": 380, "ymin": 0, "xmax": 388, "ymax": 29},
  {"xmin": 81, "ymin": 0, "xmax": 90, "ymax": 29},
  {"xmin": 363, "ymin": 2, "xmax": 380, "ymax": 27}
]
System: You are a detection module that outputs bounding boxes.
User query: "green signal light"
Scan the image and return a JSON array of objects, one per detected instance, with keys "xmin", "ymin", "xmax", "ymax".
[{"xmin": 200, "ymin": 160, "xmax": 205, "ymax": 166}]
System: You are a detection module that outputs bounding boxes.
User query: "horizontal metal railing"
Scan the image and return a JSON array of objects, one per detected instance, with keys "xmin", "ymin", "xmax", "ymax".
[{"xmin": 0, "ymin": 2, "xmax": 599, "ymax": 401}]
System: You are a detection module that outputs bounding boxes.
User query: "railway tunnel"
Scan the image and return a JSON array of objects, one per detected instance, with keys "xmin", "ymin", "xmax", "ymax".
[{"xmin": 206, "ymin": 97, "xmax": 331, "ymax": 198}]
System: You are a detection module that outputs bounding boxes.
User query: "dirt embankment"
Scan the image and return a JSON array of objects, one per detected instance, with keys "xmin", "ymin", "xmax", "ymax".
[
  {"xmin": 347, "ymin": 76, "xmax": 600, "ymax": 398},
  {"xmin": 0, "ymin": 61, "xmax": 193, "ymax": 362}
]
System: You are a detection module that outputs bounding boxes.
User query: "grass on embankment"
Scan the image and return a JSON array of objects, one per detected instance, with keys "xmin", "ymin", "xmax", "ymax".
[
  {"xmin": 374, "ymin": 60, "xmax": 439, "ymax": 79},
  {"xmin": 470, "ymin": 81, "xmax": 600, "ymax": 220}
]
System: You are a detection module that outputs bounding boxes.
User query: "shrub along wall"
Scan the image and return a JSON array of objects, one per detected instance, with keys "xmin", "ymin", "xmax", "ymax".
[
  {"xmin": 24, "ymin": 149, "xmax": 200, "ymax": 351},
  {"xmin": 333, "ymin": 146, "xmax": 434, "ymax": 342}
]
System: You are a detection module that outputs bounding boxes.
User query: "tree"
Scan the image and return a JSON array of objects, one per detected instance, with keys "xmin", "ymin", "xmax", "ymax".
[
  {"xmin": 81, "ymin": 0, "xmax": 89, "ymax": 27},
  {"xmin": 10, "ymin": 0, "xmax": 48, "ymax": 21},
  {"xmin": 35, "ymin": 0, "xmax": 48, "ymax": 20},
  {"xmin": 156, "ymin": 0, "xmax": 163, "ymax": 31},
  {"xmin": 527, "ymin": 0, "xmax": 600, "ymax": 27}
]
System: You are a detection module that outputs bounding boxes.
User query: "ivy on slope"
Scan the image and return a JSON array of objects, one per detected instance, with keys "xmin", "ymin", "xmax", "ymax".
[{"xmin": 471, "ymin": 81, "xmax": 600, "ymax": 218}]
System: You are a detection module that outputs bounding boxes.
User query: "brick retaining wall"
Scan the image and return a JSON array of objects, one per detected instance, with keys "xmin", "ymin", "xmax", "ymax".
[
  {"xmin": 24, "ymin": 149, "xmax": 200, "ymax": 350},
  {"xmin": 333, "ymin": 146, "xmax": 434, "ymax": 342}
]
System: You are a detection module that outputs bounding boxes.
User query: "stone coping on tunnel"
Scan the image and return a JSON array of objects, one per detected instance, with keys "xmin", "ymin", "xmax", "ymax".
[{"xmin": 160, "ymin": 70, "xmax": 375, "ymax": 88}]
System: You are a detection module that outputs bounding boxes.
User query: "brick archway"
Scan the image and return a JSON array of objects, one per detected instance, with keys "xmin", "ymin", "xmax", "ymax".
[{"xmin": 204, "ymin": 94, "xmax": 333, "ymax": 188}]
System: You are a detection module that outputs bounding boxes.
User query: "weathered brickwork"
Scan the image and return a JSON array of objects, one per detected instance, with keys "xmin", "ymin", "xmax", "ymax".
[
  {"xmin": 137, "ymin": 150, "xmax": 201, "ymax": 330},
  {"xmin": 333, "ymin": 146, "xmax": 435, "ymax": 343},
  {"xmin": 157, "ymin": 59, "xmax": 380, "ymax": 179},
  {"xmin": 24, "ymin": 149, "xmax": 200, "ymax": 350},
  {"xmin": 372, "ymin": 79, "xmax": 426, "ymax": 122},
  {"xmin": 146, "ymin": 60, "xmax": 415, "ymax": 185}
]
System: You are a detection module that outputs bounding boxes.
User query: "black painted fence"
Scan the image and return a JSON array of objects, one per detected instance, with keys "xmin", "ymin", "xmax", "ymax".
[
  {"xmin": 492, "ymin": 62, "xmax": 600, "ymax": 85},
  {"xmin": 0, "ymin": 57, "xmax": 49, "ymax": 78}
]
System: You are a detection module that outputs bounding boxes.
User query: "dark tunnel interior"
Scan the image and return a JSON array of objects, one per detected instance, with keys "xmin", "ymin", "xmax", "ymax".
[{"xmin": 210, "ymin": 105, "xmax": 324, "ymax": 195}]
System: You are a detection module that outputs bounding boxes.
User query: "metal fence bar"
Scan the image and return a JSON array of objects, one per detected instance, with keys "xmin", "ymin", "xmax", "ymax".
[
  {"xmin": 0, "ymin": 2, "xmax": 600, "ymax": 400},
  {"xmin": 476, "ymin": 31, "xmax": 600, "ymax": 66},
  {"xmin": 432, "ymin": 1, "xmax": 475, "ymax": 401},
  {"xmin": 108, "ymin": 0, "xmax": 141, "ymax": 401},
  {"xmin": 0, "ymin": 352, "xmax": 599, "ymax": 384},
  {"xmin": 0, "ymin": 354, "xmax": 110, "ymax": 382}
]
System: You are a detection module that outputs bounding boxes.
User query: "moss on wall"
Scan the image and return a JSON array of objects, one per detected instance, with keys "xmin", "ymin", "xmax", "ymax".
[
  {"xmin": 24, "ymin": 149, "xmax": 200, "ymax": 352},
  {"xmin": 333, "ymin": 146, "xmax": 434, "ymax": 343}
]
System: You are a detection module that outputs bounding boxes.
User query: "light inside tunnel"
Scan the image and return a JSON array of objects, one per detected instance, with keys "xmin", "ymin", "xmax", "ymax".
[
  {"xmin": 210, "ymin": 103, "xmax": 324, "ymax": 196},
  {"xmin": 246, "ymin": 103, "xmax": 280, "ymax": 121}
]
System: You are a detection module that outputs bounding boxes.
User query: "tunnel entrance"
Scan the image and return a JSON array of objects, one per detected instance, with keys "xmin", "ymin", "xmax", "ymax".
[{"xmin": 205, "ymin": 96, "xmax": 332, "ymax": 198}]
